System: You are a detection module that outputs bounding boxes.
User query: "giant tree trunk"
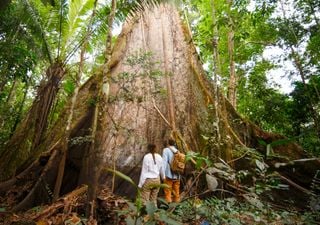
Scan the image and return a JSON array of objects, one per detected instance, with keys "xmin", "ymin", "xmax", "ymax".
[
  {"xmin": 1, "ymin": 2, "xmax": 318, "ymax": 211},
  {"xmin": 53, "ymin": 2, "xmax": 317, "ymax": 197}
]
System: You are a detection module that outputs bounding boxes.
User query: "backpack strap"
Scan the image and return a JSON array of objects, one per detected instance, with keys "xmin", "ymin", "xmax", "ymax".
[
  {"xmin": 168, "ymin": 146, "xmax": 176, "ymax": 164},
  {"xmin": 168, "ymin": 146, "xmax": 178, "ymax": 154}
]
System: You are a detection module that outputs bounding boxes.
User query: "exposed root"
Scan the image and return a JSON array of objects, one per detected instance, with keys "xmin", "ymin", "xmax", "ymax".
[
  {"xmin": 0, "ymin": 140, "xmax": 61, "ymax": 193},
  {"xmin": 1, "ymin": 186, "xmax": 128, "ymax": 225},
  {"xmin": 13, "ymin": 148, "xmax": 60, "ymax": 211}
]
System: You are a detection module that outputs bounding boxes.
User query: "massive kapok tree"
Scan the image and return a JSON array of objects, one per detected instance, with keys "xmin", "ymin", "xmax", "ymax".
[{"xmin": 0, "ymin": 2, "xmax": 318, "ymax": 215}]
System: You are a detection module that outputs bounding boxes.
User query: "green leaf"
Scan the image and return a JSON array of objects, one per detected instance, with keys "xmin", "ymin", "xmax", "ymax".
[
  {"xmin": 145, "ymin": 201, "xmax": 157, "ymax": 216},
  {"xmin": 147, "ymin": 183, "xmax": 170, "ymax": 190},
  {"xmin": 159, "ymin": 212, "xmax": 182, "ymax": 225},
  {"xmin": 63, "ymin": 79, "xmax": 75, "ymax": 95},
  {"xmin": 269, "ymin": 138, "xmax": 296, "ymax": 147},
  {"xmin": 258, "ymin": 139, "xmax": 267, "ymax": 146},
  {"xmin": 107, "ymin": 168, "xmax": 138, "ymax": 188},
  {"xmin": 126, "ymin": 202, "xmax": 138, "ymax": 214},
  {"xmin": 201, "ymin": 134, "xmax": 210, "ymax": 140},
  {"xmin": 125, "ymin": 216, "xmax": 137, "ymax": 225},
  {"xmin": 255, "ymin": 159, "xmax": 265, "ymax": 172}
]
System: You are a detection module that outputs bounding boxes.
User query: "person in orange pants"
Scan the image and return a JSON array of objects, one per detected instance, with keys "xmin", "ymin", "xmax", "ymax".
[
  {"xmin": 163, "ymin": 178, "xmax": 180, "ymax": 203},
  {"xmin": 162, "ymin": 139, "xmax": 180, "ymax": 203}
]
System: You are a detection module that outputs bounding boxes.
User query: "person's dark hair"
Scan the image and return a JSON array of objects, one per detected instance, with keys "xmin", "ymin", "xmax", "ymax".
[
  {"xmin": 168, "ymin": 139, "xmax": 175, "ymax": 146},
  {"xmin": 163, "ymin": 140, "xmax": 168, "ymax": 148},
  {"xmin": 148, "ymin": 143, "xmax": 157, "ymax": 164}
]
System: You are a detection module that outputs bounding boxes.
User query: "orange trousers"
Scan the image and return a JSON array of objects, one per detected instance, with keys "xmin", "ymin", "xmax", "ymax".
[{"xmin": 164, "ymin": 178, "xmax": 180, "ymax": 203}]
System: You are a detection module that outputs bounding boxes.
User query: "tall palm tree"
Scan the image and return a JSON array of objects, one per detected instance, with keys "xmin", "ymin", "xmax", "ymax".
[{"xmin": 0, "ymin": 0, "xmax": 99, "ymax": 181}]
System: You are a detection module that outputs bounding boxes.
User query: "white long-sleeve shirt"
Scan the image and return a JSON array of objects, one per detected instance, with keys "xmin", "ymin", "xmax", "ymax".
[{"xmin": 138, "ymin": 153, "xmax": 165, "ymax": 188}]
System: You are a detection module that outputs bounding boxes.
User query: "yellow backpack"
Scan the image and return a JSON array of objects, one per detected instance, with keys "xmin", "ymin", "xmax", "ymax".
[{"xmin": 169, "ymin": 147, "xmax": 186, "ymax": 174}]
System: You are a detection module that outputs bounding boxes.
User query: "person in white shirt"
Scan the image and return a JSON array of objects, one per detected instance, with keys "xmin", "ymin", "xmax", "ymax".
[{"xmin": 138, "ymin": 143, "xmax": 165, "ymax": 206}]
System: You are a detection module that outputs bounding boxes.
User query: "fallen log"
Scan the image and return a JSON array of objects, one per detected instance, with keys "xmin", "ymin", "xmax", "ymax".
[{"xmin": 31, "ymin": 185, "xmax": 87, "ymax": 221}]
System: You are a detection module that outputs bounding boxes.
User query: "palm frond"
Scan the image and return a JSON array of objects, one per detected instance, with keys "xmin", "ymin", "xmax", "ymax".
[
  {"xmin": 63, "ymin": 0, "xmax": 98, "ymax": 64},
  {"xmin": 21, "ymin": 0, "xmax": 54, "ymax": 64},
  {"xmin": 121, "ymin": 0, "xmax": 175, "ymax": 21},
  {"xmin": 60, "ymin": 0, "xmax": 95, "ymax": 58},
  {"xmin": 56, "ymin": 0, "xmax": 68, "ymax": 58}
]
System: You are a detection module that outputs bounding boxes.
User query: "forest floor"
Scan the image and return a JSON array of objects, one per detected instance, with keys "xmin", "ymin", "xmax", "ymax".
[{"xmin": 1, "ymin": 184, "xmax": 319, "ymax": 225}]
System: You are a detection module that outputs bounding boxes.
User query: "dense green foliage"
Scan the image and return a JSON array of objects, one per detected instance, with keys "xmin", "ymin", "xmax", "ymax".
[
  {"xmin": 109, "ymin": 151, "xmax": 320, "ymax": 224},
  {"xmin": 185, "ymin": 0, "xmax": 320, "ymax": 155},
  {"xmin": 0, "ymin": 2, "xmax": 41, "ymax": 144}
]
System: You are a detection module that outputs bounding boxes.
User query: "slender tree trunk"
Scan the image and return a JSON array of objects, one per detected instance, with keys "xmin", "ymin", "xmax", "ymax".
[
  {"xmin": 226, "ymin": 0, "xmax": 237, "ymax": 107},
  {"xmin": 290, "ymin": 46, "xmax": 320, "ymax": 138},
  {"xmin": 86, "ymin": 98, "xmax": 99, "ymax": 217},
  {"xmin": 211, "ymin": 0, "xmax": 222, "ymax": 156},
  {"xmin": 0, "ymin": 79, "xmax": 6, "ymax": 94},
  {"xmin": 86, "ymin": 0, "xmax": 116, "ymax": 218},
  {"xmin": 5, "ymin": 77, "xmax": 18, "ymax": 104},
  {"xmin": 211, "ymin": 0, "xmax": 222, "ymax": 82},
  {"xmin": 311, "ymin": 78, "xmax": 320, "ymax": 101},
  {"xmin": 280, "ymin": 0, "xmax": 320, "ymax": 138},
  {"xmin": 105, "ymin": 0, "xmax": 117, "ymax": 64},
  {"xmin": 53, "ymin": 0, "xmax": 99, "ymax": 201}
]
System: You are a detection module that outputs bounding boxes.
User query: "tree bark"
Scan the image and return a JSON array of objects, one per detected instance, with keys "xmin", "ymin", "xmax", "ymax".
[
  {"xmin": 211, "ymin": 0, "xmax": 222, "ymax": 156},
  {"xmin": 226, "ymin": 0, "xmax": 237, "ymax": 108},
  {"xmin": 5, "ymin": 77, "xmax": 17, "ymax": 104},
  {"xmin": 13, "ymin": 148, "xmax": 60, "ymax": 211},
  {"xmin": 105, "ymin": 0, "xmax": 117, "ymax": 64}
]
